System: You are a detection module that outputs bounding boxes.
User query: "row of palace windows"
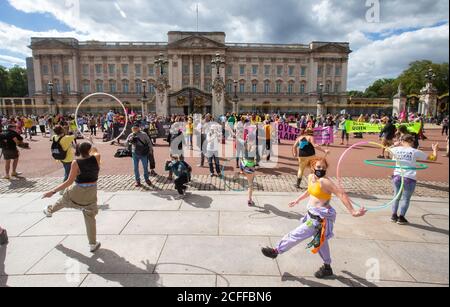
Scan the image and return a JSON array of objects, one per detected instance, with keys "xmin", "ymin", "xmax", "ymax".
[
  {"xmin": 225, "ymin": 65, "xmax": 342, "ymax": 78},
  {"xmin": 42, "ymin": 63, "xmax": 342, "ymax": 79},
  {"xmin": 225, "ymin": 81, "xmax": 341, "ymax": 94},
  {"xmin": 81, "ymin": 80, "xmax": 156, "ymax": 94}
]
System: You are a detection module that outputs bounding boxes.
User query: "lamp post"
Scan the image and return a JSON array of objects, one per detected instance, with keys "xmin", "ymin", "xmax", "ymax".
[
  {"xmin": 141, "ymin": 79, "xmax": 147, "ymax": 117},
  {"xmin": 316, "ymin": 83, "xmax": 324, "ymax": 117},
  {"xmin": 233, "ymin": 80, "xmax": 239, "ymax": 114},
  {"xmin": 48, "ymin": 81, "xmax": 55, "ymax": 114}
]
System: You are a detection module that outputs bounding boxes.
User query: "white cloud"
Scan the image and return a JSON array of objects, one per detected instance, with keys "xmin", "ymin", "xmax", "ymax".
[
  {"xmin": 1, "ymin": 0, "xmax": 449, "ymax": 89},
  {"xmin": 349, "ymin": 23, "xmax": 450, "ymax": 90},
  {"xmin": 0, "ymin": 54, "xmax": 26, "ymax": 67}
]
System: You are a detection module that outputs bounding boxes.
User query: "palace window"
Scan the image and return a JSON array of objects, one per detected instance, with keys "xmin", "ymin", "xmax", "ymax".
[
  {"xmin": 288, "ymin": 82, "xmax": 294, "ymax": 94},
  {"xmin": 226, "ymin": 82, "xmax": 233, "ymax": 94},
  {"xmin": 96, "ymin": 80, "xmax": 103, "ymax": 92},
  {"xmin": 135, "ymin": 64, "xmax": 142, "ymax": 77},
  {"xmin": 122, "ymin": 80, "xmax": 129, "ymax": 93},
  {"xmin": 277, "ymin": 66, "xmax": 283, "ymax": 76},
  {"xmin": 149, "ymin": 83, "xmax": 155, "ymax": 94},
  {"xmin": 335, "ymin": 66, "xmax": 342, "ymax": 76},
  {"xmin": 63, "ymin": 64, "xmax": 69, "ymax": 76},
  {"xmin": 252, "ymin": 65, "xmax": 258, "ymax": 75},
  {"xmin": 109, "ymin": 80, "xmax": 116, "ymax": 93},
  {"xmin": 240, "ymin": 65, "xmax": 245, "ymax": 76},
  {"xmin": 135, "ymin": 80, "xmax": 142, "ymax": 94},
  {"xmin": 122, "ymin": 64, "xmax": 129, "ymax": 75},
  {"xmin": 182, "ymin": 64, "xmax": 189, "ymax": 76},
  {"xmin": 300, "ymin": 66, "xmax": 307, "ymax": 77},
  {"xmin": 318, "ymin": 66, "xmax": 323, "ymax": 77},
  {"xmin": 95, "ymin": 64, "xmax": 102, "ymax": 75},
  {"xmin": 54, "ymin": 80, "xmax": 60, "ymax": 93},
  {"xmin": 326, "ymin": 82, "xmax": 332, "ymax": 93},
  {"xmin": 64, "ymin": 82, "xmax": 70, "ymax": 94},
  {"xmin": 300, "ymin": 82, "xmax": 306, "ymax": 94},
  {"xmin": 239, "ymin": 82, "xmax": 245, "ymax": 93},
  {"xmin": 264, "ymin": 81, "xmax": 270, "ymax": 94},
  {"xmin": 264, "ymin": 65, "xmax": 271, "ymax": 76},
  {"xmin": 109, "ymin": 64, "xmax": 115, "ymax": 75},
  {"xmin": 252, "ymin": 82, "xmax": 257, "ymax": 94},
  {"xmin": 276, "ymin": 81, "xmax": 282, "ymax": 94},
  {"xmin": 194, "ymin": 63, "xmax": 201, "ymax": 76},
  {"xmin": 53, "ymin": 64, "xmax": 59, "ymax": 75},
  {"xmin": 326, "ymin": 65, "xmax": 332, "ymax": 76},
  {"xmin": 226, "ymin": 65, "xmax": 233, "ymax": 76},
  {"xmin": 148, "ymin": 64, "xmax": 155, "ymax": 76},
  {"xmin": 289, "ymin": 66, "xmax": 295, "ymax": 77},
  {"xmin": 82, "ymin": 64, "xmax": 89, "ymax": 76},
  {"xmin": 82, "ymin": 81, "xmax": 90, "ymax": 93}
]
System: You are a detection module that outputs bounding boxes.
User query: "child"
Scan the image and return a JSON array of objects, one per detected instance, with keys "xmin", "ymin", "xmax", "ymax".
[{"xmin": 165, "ymin": 155, "xmax": 192, "ymax": 195}]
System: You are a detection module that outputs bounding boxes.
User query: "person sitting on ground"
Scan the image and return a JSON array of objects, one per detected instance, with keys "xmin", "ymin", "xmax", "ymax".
[{"xmin": 165, "ymin": 154, "xmax": 192, "ymax": 195}]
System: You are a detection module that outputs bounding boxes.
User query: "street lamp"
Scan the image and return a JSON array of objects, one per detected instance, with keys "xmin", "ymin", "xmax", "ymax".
[
  {"xmin": 233, "ymin": 80, "xmax": 239, "ymax": 114},
  {"xmin": 317, "ymin": 83, "xmax": 324, "ymax": 117},
  {"xmin": 211, "ymin": 52, "xmax": 226, "ymax": 76},
  {"xmin": 141, "ymin": 79, "xmax": 148, "ymax": 116},
  {"xmin": 48, "ymin": 81, "xmax": 55, "ymax": 114},
  {"xmin": 155, "ymin": 52, "xmax": 169, "ymax": 76}
]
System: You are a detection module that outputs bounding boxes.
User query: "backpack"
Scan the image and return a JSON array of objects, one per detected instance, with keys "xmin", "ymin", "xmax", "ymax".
[
  {"xmin": 51, "ymin": 136, "xmax": 68, "ymax": 160},
  {"xmin": 114, "ymin": 148, "xmax": 132, "ymax": 158}
]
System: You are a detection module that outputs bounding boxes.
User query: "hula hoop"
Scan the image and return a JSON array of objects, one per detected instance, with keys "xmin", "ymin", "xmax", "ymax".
[
  {"xmin": 364, "ymin": 160, "xmax": 429, "ymax": 170},
  {"xmin": 74, "ymin": 92, "xmax": 129, "ymax": 145},
  {"xmin": 336, "ymin": 141, "xmax": 405, "ymax": 212}
]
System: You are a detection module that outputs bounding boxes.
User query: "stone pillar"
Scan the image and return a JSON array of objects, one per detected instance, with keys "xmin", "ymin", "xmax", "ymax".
[
  {"xmin": 33, "ymin": 56, "xmax": 43, "ymax": 94},
  {"xmin": 201, "ymin": 56, "xmax": 205, "ymax": 91},
  {"xmin": 189, "ymin": 56, "xmax": 194, "ymax": 87},
  {"xmin": 155, "ymin": 76, "xmax": 170, "ymax": 117}
]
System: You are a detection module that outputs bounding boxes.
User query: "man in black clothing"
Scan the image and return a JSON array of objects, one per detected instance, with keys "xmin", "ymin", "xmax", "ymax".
[
  {"xmin": 1, "ymin": 124, "xmax": 24, "ymax": 180},
  {"xmin": 378, "ymin": 119, "xmax": 396, "ymax": 159}
]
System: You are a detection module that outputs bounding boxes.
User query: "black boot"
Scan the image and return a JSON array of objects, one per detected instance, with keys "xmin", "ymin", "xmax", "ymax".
[
  {"xmin": 295, "ymin": 178, "xmax": 302, "ymax": 189},
  {"xmin": 315, "ymin": 264, "xmax": 333, "ymax": 279}
]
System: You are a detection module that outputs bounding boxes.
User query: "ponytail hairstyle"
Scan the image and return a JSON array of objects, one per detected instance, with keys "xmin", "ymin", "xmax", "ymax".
[{"xmin": 75, "ymin": 142, "xmax": 92, "ymax": 158}]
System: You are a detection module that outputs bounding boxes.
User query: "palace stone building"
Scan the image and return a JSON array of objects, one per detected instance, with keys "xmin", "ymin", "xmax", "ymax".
[{"xmin": 21, "ymin": 31, "xmax": 352, "ymax": 116}]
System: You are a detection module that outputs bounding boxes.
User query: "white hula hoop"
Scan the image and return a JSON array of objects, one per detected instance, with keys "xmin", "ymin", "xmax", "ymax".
[{"xmin": 74, "ymin": 92, "xmax": 129, "ymax": 145}]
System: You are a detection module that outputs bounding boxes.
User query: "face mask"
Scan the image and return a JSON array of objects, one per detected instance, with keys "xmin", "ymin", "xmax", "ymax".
[{"xmin": 315, "ymin": 169, "xmax": 327, "ymax": 178}]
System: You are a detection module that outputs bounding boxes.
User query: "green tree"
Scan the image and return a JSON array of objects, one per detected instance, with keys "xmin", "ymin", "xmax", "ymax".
[
  {"xmin": 364, "ymin": 78, "xmax": 397, "ymax": 98},
  {"xmin": 7, "ymin": 66, "xmax": 28, "ymax": 97},
  {"xmin": 0, "ymin": 65, "xmax": 10, "ymax": 97}
]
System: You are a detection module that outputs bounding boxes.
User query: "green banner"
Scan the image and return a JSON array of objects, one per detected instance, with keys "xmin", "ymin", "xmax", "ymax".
[{"xmin": 344, "ymin": 121, "xmax": 422, "ymax": 134}]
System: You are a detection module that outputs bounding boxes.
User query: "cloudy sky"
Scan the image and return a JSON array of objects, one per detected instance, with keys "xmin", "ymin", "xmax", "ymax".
[{"xmin": 0, "ymin": 0, "xmax": 448, "ymax": 90}]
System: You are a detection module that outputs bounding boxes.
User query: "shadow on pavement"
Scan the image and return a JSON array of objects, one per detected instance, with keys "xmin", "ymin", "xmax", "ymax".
[
  {"xmin": 7, "ymin": 178, "xmax": 37, "ymax": 190},
  {"xmin": 416, "ymin": 182, "xmax": 449, "ymax": 193},
  {"xmin": 0, "ymin": 244, "xmax": 7, "ymax": 287},
  {"xmin": 255, "ymin": 204, "xmax": 304, "ymax": 221},
  {"xmin": 56, "ymin": 244, "xmax": 160, "ymax": 287},
  {"xmin": 281, "ymin": 271, "xmax": 379, "ymax": 287},
  {"xmin": 182, "ymin": 194, "xmax": 213, "ymax": 209}
]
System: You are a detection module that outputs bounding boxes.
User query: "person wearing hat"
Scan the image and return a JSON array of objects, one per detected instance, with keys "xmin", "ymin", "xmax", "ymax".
[
  {"xmin": 126, "ymin": 123, "xmax": 153, "ymax": 187},
  {"xmin": 1, "ymin": 123, "xmax": 24, "ymax": 180}
]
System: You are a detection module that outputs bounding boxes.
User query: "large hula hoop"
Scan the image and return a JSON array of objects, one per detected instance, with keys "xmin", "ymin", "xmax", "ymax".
[
  {"xmin": 74, "ymin": 92, "xmax": 129, "ymax": 145},
  {"xmin": 336, "ymin": 141, "xmax": 405, "ymax": 212},
  {"xmin": 364, "ymin": 160, "xmax": 429, "ymax": 170}
]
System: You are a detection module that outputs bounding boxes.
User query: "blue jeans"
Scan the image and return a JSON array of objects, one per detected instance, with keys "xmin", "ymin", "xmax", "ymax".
[
  {"xmin": 132, "ymin": 153, "xmax": 149, "ymax": 182},
  {"xmin": 392, "ymin": 176, "xmax": 417, "ymax": 217},
  {"xmin": 62, "ymin": 162, "xmax": 72, "ymax": 182}
]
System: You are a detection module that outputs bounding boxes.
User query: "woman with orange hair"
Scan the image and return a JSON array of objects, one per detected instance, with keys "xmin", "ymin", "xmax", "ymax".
[{"xmin": 262, "ymin": 157, "xmax": 366, "ymax": 279}]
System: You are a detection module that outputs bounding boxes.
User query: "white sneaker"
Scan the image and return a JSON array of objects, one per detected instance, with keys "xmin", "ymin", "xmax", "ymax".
[
  {"xmin": 90, "ymin": 242, "xmax": 101, "ymax": 253},
  {"xmin": 43, "ymin": 207, "xmax": 52, "ymax": 218}
]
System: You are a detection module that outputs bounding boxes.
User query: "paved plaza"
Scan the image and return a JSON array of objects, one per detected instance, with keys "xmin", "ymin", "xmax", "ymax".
[
  {"xmin": 0, "ymin": 190, "xmax": 448, "ymax": 287},
  {"xmin": 1, "ymin": 127, "xmax": 449, "ymax": 287}
]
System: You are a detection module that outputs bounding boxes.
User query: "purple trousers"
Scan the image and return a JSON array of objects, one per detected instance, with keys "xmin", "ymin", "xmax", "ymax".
[{"xmin": 276, "ymin": 206, "xmax": 336, "ymax": 265}]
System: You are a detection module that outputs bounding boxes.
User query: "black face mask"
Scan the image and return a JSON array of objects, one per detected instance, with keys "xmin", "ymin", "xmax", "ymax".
[{"xmin": 315, "ymin": 169, "xmax": 327, "ymax": 178}]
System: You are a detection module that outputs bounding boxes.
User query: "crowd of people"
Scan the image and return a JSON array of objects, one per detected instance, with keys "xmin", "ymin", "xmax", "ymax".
[{"xmin": 0, "ymin": 110, "xmax": 447, "ymax": 277}]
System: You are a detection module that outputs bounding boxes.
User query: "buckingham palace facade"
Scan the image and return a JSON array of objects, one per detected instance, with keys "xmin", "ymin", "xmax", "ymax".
[{"xmin": 24, "ymin": 31, "xmax": 351, "ymax": 116}]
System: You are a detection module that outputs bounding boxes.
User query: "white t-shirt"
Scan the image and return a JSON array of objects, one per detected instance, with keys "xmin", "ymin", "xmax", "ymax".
[
  {"xmin": 390, "ymin": 147, "xmax": 428, "ymax": 180},
  {"xmin": 206, "ymin": 132, "xmax": 219, "ymax": 152}
]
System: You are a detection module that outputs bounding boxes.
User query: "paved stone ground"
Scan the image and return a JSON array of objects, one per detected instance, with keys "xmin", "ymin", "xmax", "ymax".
[
  {"xmin": 0, "ymin": 174, "xmax": 448, "ymax": 198},
  {"xmin": 0, "ymin": 191, "xmax": 448, "ymax": 287}
]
